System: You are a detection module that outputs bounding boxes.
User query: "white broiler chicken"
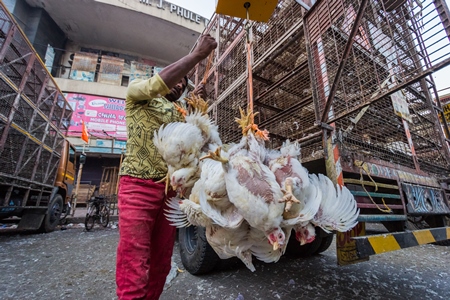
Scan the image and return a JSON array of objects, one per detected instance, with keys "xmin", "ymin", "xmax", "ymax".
[
  {"xmin": 153, "ymin": 121, "xmax": 204, "ymax": 194},
  {"xmin": 266, "ymin": 140, "xmax": 320, "ymax": 221},
  {"xmin": 266, "ymin": 140, "xmax": 321, "ymax": 246},
  {"xmin": 202, "ymin": 109, "xmax": 287, "ymax": 251},
  {"xmin": 165, "ymin": 196, "xmax": 212, "ymax": 228},
  {"xmin": 167, "ymin": 95, "xmax": 222, "ymax": 197},
  {"xmin": 281, "ymin": 173, "xmax": 360, "ymax": 245},
  {"xmin": 165, "ymin": 194, "xmax": 255, "ymax": 272},
  {"xmin": 267, "ymin": 140, "xmax": 359, "ymax": 246},
  {"xmin": 206, "ymin": 222, "xmax": 255, "ymax": 272},
  {"xmin": 193, "ymin": 157, "xmax": 244, "ymax": 229},
  {"xmin": 247, "ymin": 226, "xmax": 292, "ymax": 264}
]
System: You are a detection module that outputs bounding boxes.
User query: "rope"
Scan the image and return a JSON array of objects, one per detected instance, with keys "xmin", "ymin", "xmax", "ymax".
[
  {"xmin": 244, "ymin": 5, "xmax": 254, "ymax": 120},
  {"xmin": 354, "ymin": 160, "xmax": 392, "ymax": 213}
]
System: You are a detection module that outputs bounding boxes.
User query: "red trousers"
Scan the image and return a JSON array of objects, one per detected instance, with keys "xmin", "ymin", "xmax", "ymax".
[{"xmin": 116, "ymin": 175, "xmax": 176, "ymax": 300}]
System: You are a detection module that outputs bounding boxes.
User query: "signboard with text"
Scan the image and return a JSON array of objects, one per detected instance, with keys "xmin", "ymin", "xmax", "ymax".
[
  {"xmin": 130, "ymin": 61, "xmax": 153, "ymax": 81},
  {"xmin": 440, "ymin": 102, "xmax": 450, "ymax": 123},
  {"xmin": 98, "ymin": 56, "xmax": 124, "ymax": 85},
  {"xmin": 66, "ymin": 93, "xmax": 127, "ymax": 140},
  {"xmin": 69, "ymin": 53, "xmax": 97, "ymax": 82}
]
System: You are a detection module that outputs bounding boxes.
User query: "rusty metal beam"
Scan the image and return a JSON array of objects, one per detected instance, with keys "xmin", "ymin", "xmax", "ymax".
[
  {"xmin": 434, "ymin": 0, "xmax": 450, "ymax": 41},
  {"xmin": 0, "ymin": 52, "xmax": 33, "ymax": 70},
  {"xmin": 329, "ymin": 56, "xmax": 450, "ymax": 124},
  {"xmin": 255, "ymin": 61, "xmax": 308, "ymax": 102},
  {"xmin": 321, "ymin": 0, "xmax": 369, "ymax": 123},
  {"xmin": 253, "ymin": 29, "xmax": 305, "ymax": 73},
  {"xmin": 204, "ymin": 29, "xmax": 246, "ymax": 83},
  {"xmin": 260, "ymin": 95, "xmax": 312, "ymax": 127},
  {"xmin": 0, "ymin": 54, "xmax": 36, "ymax": 155},
  {"xmin": 0, "ymin": 23, "xmax": 16, "ymax": 62},
  {"xmin": 254, "ymin": 100, "xmax": 283, "ymax": 113}
]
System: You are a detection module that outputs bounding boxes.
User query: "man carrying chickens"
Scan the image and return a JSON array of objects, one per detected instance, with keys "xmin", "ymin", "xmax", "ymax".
[{"xmin": 116, "ymin": 34, "xmax": 217, "ymax": 300}]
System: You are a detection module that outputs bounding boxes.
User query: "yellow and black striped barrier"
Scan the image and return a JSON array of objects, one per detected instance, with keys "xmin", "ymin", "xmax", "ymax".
[{"xmin": 353, "ymin": 227, "xmax": 450, "ymax": 258}]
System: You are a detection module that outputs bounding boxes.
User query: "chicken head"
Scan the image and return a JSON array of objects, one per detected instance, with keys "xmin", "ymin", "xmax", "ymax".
[
  {"xmin": 267, "ymin": 227, "xmax": 286, "ymax": 251},
  {"xmin": 294, "ymin": 223, "xmax": 316, "ymax": 245}
]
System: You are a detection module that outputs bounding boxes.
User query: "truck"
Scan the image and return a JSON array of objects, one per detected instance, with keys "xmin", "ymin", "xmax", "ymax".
[
  {"xmin": 180, "ymin": 0, "xmax": 450, "ymax": 274},
  {"xmin": 0, "ymin": 2, "xmax": 76, "ymax": 233}
]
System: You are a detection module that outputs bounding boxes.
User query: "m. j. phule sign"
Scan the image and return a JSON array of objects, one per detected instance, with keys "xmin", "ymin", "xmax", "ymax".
[{"xmin": 139, "ymin": 0, "xmax": 208, "ymax": 26}]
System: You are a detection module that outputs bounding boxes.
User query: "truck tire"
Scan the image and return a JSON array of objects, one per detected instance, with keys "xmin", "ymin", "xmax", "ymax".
[
  {"xmin": 285, "ymin": 227, "xmax": 323, "ymax": 257},
  {"xmin": 179, "ymin": 226, "xmax": 220, "ymax": 275},
  {"xmin": 433, "ymin": 216, "xmax": 450, "ymax": 246},
  {"xmin": 315, "ymin": 233, "xmax": 334, "ymax": 254},
  {"xmin": 41, "ymin": 194, "xmax": 63, "ymax": 233}
]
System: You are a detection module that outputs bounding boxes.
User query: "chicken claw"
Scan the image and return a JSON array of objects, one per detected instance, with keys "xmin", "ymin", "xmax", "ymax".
[
  {"xmin": 186, "ymin": 93, "xmax": 209, "ymax": 115},
  {"xmin": 236, "ymin": 107, "xmax": 258, "ymax": 135},
  {"xmin": 246, "ymin": 124, "xmax": 269, "ymax": 141},
  {"xmin": 155, "ymin": 173, "xmax": 170, "ymax": 195},
  {"xmin": 200, "ymin": 146, "xmax": 228, "ymax": 164},
  {"xmin": 278, "ymin": 178, "xmax": 300, "ymax": 212},
  {"xmin": 173, "ymin": 103, "xmax": 187, "ymax": 117}
]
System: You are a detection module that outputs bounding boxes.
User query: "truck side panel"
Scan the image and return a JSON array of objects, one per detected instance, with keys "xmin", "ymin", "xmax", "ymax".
[{"xmin": 0, "ymin": 3, "xmax": 73, "ymax": 218}]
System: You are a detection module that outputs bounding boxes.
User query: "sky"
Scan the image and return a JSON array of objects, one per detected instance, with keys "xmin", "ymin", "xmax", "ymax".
[
  {"xmin": 168, "ymin": 0, "xmax": 216, "ymax": 19},
  {"xmin": 173, "ymin": 0, "xmax": 450, "ymax": 96}
]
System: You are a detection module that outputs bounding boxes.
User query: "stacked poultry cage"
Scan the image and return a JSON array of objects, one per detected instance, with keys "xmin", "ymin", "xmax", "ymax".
[
  {"xmin": 0, "ymin": 7, "xmax": 72, "ymax": 204},
  {"xmin": 192, "ymin": 0, "xmax": 319, "ymax": 158},
  {"xmin": 304, "ymin": 0, "xmax": 450, "ymax": 176},
  {"xmin": 187, "ymin": 0, "xmax": 450, "ymax": 265},
  {"xmin": 191, "ymin": 0, "xmax": 450, "ymax": 175}
]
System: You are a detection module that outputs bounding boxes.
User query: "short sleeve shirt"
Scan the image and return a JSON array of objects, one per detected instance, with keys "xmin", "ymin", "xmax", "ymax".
[{"xmin": 119, "ymin": 74, "xmax": 184, "ymax": 179}]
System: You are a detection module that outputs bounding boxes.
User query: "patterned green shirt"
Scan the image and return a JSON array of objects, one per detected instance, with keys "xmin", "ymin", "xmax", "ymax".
[{"xmin": 120, "ymin": 74, "xmax": 184, "ymax": 179}]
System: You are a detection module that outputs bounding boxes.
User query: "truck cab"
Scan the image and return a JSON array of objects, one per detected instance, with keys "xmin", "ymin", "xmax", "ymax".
[{"xmin": 0, "ymin": 140, "xmax": 77, "ymax": 232}]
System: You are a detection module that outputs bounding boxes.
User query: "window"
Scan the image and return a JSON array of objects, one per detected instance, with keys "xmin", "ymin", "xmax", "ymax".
[{"xmin": 69, "ymin": 147, "xmax": 75, "ymax": 164}]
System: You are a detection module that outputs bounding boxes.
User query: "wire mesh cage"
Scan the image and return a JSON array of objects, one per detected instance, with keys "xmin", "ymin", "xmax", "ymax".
[
  {"xmin": 190, "ymin": 0, "xmax": 450, "ymax": 175},
  {"xmin": 304, "ymin": 0, "xmax": 450, "ymax": 175},
  {"xmin": 0, "ymin": 3, "xmax": 72, "ymax": 188},
  {"xmin": 191, "ymin": 0, "xmax": 324, "ymax": 160}
]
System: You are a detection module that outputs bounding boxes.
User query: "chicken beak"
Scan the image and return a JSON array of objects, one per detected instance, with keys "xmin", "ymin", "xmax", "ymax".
[
  {"xmin": 272, "ymin": 241, "xmax": 279, "ymax": 251},
  {"xmin": 299, "ymin": 239, "xmax": 306, "ymax": 246}
]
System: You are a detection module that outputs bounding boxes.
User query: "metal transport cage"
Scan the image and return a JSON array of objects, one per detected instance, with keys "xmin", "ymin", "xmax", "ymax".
[{"xmin": 185, "ymin": 0, "xmax": 450, "ymax": 266}]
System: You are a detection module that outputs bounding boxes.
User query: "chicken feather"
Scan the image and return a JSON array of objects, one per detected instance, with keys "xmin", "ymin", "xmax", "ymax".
[
  {"xmin": 164, "ymin": 197, "xmax": 212, "ymax": 228},
  {"xmin": 311, "ymin": 174, "xmax": 360, "ymax": 233},
  {"xmin": 153, "ymin": 122, "xmax": 204, "ymax": 168}
]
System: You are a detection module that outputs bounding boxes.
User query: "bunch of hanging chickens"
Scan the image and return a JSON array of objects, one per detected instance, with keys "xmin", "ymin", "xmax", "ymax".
[{"xmin": 153, "ymin": 94, "xmax": 359, "ymax": 272}]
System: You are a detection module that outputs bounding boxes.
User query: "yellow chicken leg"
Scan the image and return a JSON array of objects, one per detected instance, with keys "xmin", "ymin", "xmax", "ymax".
[
  {"xmin": 235, "ymin": 107, "xmax": 258, "ymax": 135},
  {"xmin": 155, "ymin": 173, "xmax": 170, "ymax": 195},
  {"xmin": 279, "ymin": 177, "xmax": 300, "ymax": 212},
  {"xmin": 186, "ymin": 93, "xmax": 209, "ymax": 115},
  {"xmin": 173, "ymin": 103, "xmax": 187, "ymax": 118},
  {"xmin": 200, "ymin": 146, "xmax": 228, "ymax": 164}
]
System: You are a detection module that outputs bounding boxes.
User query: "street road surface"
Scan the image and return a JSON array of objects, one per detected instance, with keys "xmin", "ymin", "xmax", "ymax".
[{"xmin": 0, "ymin": 226, "xmax": 449, "ymax": 300}]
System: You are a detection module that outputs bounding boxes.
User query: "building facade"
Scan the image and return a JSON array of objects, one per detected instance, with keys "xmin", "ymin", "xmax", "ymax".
[{"xmin": 5, "ymin": 0, "xmax": 209, "ymax": 186}]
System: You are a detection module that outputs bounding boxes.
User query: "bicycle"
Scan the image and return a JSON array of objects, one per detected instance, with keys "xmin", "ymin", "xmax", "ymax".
[{"xmin": 84, "ymin": 196, "xmax": 110, "ymax": 231}]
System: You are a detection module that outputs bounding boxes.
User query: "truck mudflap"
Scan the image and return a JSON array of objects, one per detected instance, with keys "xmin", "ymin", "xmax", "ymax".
[{"xmin": 353, "ymin": 227, "xmax": 450, "ymax": 259}]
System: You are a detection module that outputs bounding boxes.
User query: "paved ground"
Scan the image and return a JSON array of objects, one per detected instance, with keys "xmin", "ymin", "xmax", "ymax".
[{"xmin": 0, "ymin": 224, "xmax": 449, "ymax": 300}]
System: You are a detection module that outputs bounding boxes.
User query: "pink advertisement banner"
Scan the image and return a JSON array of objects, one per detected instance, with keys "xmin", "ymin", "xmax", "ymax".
[{"xmin": 66, "ymin": 93, "xmax": 127, "ymax": 140}]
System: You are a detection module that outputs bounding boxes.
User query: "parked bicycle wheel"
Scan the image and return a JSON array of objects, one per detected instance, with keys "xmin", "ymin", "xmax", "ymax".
[
  {"xmin": 84, "ymin": 205, "xmax": 96, "ymax": 231},
  {"xmin": 100, "ymin": 204, "xmax": 110, "ymax": 228}
]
